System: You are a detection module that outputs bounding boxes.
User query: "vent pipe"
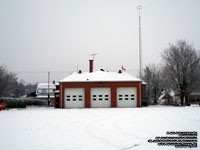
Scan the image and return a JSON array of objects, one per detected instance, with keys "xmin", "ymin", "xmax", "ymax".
[
  {"xmin": 78, "ymin": 70, "xmax": 82, "ymax": 74},
  {"xmin": 89, "ymin": 60, "xmax": 93, "ymax": 73}
]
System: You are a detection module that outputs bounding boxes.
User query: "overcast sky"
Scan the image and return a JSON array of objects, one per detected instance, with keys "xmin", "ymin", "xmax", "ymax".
[{"xmin": 0, "ymin": 0, "xmax": 200, "ymax": 83}]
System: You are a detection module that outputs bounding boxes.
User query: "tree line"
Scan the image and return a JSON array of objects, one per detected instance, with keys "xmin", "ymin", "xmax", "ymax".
[
  {"xmin": 142, "ymin": 40, "xmax": 200, "ymax": 105},
  {"xmin": 0, "ymin": 65, "xmax": 26, "ymax": 97}
]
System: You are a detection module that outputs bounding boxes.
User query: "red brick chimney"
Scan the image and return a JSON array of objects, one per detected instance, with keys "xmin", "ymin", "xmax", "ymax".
[{"xmin": 89, "ymin": 60, "xmax": 93, "ymax": 73}]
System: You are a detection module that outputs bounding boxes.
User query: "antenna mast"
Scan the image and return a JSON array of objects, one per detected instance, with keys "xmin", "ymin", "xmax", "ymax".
[
  {"xmin": 137, "ymin": 5, "xmax": 143, "ymax": 79},
  {"xmin": 90, "ymin": 53, "xmax": 98, "ymax": 61}
]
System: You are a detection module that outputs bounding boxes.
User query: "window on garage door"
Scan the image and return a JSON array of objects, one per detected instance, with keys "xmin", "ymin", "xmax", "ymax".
[
  {"xmin": 118, "ymin": 94, "xmax": 135, "ymax": 101},
  {"xmin": 92, "ymin": 94, "xmax": 110, "ymax": 101}
]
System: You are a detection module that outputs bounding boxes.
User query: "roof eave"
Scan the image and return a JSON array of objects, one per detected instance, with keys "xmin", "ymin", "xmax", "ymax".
[{"xmin": 59, "ymin": 80, "xmax": 142, "ymax": 83}]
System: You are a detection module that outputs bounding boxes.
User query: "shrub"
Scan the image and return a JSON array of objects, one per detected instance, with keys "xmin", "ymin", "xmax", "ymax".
[{"xmin": 0, "ymin": 97, "xmax": 48, "ymax": 108}]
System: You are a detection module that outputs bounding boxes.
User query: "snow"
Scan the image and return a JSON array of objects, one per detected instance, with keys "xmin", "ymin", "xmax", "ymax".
[
  {"xmin": 60, "ymin": 71, "xmax": 142, "ymax": 82},
  {"xmin": 35, "ymin": 95, "xmax": 55, "ymax": 98},
  {"xmin": 0, "ymin": 106, "xmax": 199, "ymax": 150}
]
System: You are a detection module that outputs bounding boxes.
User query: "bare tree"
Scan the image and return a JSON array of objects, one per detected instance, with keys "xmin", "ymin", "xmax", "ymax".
[
  {"xmin": 162, "ymin": 40, "xmax": 200, "ymax": 105},
  {"xmin": 0, "ymin": 65, "xmax": 10, "ymax": 97},
  {"xmin": 10, "ymin": 79, "xmax": 26, "ymax": 97},
  {"xmin": 0, "ymin": 65, "xmax": 25, "ymax": 97},
  {"xmin": 142, "ymin": 64, "xmax": 163, "ymax": 104}
]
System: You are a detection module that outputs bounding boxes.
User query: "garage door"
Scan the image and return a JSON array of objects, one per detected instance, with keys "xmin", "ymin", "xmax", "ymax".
[
  {"xmin": 117, "ymin": 87, "xmax": 137, "ymax": 107},
  {"xmin": 64, "ymin": 88, "xmax": 85, "ymax": 108},
  {"xmin": 91, "ymin": 88, "xmax": 111, "ymax": 108}
]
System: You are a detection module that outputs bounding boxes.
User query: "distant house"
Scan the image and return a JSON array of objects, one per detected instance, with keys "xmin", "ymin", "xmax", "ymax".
[
  {"xmin": 187, "ymin": 92, "xmax": 200, "ymax": 105},
  {"xmin": 55, "ymin": 60, "xmax": 144, "ymax": 109},
  {"xmin": 158, "ymin": 93, "xmax": 173, "ymax": 105},
  {"xmin": 36, "ymin": 83, "xmax": 56, "ymax": 106},
  {"xmin": 158, "ymin": 91, "xmax": 175, "ymax": 105},
  {"xmin": 173, "ymin": 92, "xmax": 200, "ymax": 105}
]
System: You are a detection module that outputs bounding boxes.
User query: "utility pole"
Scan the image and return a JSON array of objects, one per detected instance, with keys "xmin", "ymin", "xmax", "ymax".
[
  {"xmin": 77, "ymin": 65, "xmax": 79, "ymax": 72},
  {"xmin": 137, "ymin": 5, "xmax": 143, "ymax": 79},
  {"xmin": 48, "ymin": 71, "xmax": 50, "ymax": 106},
  {"xmin": 29, "ymin": 83, "xmax": 31, "ymax": 100}
]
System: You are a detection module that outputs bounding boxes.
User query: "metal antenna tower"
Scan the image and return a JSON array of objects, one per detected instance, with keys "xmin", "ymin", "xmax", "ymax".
[{"xmin": 137, "ymin": 5, "xmax": 143, "ymax": 79}]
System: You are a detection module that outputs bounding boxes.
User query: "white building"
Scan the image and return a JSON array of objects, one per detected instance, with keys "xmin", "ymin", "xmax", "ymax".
[{"xmin": 36, "ymin": 83, "xmax": 56, "ymax": 105}]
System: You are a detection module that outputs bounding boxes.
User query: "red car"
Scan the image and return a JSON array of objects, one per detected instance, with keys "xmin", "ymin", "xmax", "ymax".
[{"xmin": 0, "ymin": 103, "xmax": 6, "ymax": 111}]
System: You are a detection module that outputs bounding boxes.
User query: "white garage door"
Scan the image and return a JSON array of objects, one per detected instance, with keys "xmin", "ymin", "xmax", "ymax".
[
  {"xmin": 64, "ymin": 88, "xmax": 85, "ymax": 108},
  {"xmin": 91, "ymin": 88, "xmax": 111, "ymax": 108},
  {"xmin": 117, "ymin": 87, "xmax": 137, "ymax": 107}
]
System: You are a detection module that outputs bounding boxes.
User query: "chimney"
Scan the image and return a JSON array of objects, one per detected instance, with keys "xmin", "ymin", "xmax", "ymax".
[{"xmin": 89, "ymin": 60, "xmax": 93, "ymax": 73}]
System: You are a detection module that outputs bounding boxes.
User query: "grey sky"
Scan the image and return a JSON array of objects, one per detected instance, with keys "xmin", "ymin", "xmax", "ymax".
[{"xmin": 0, "ymin": 0, "xmax": 200, "ymax": 83}]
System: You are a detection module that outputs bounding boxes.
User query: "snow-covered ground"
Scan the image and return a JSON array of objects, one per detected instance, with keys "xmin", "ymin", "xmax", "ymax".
[{"xmin": 0, "ymin": 105, "xmax": 199, "ymax": 150}]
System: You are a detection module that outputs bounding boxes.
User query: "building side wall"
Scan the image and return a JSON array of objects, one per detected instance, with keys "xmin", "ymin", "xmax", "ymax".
[
  {"xmin": 85, "ymin": 87, "xmax": 91, "ymax": 108},
  {"xmin": 111, "ymin": 87, "xmax": 117, "ymax": 107},
  {"xmin": 138, "ymin": 82, "xmax": 142, "ymax": 107},
  {"xmin": 59, "ymin": 81, "xmax": 142, "ymax": 108}
]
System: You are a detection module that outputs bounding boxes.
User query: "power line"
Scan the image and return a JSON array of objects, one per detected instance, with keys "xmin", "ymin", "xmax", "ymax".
[{"xmin": 14, "ymin": 70, "xmax": 75, "ymax": 74}]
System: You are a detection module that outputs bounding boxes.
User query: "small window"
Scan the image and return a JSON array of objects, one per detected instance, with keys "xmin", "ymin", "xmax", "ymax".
[
  {"xmin": 105, "ymin": 95, "xmax": 109, "ymax": 97},
  {"xmin": 119, "ymin": 95, "xmax": 122, "ymax": 97},
  {"xmin": 105, "ymin": 98, "xmax": 109, "ymax": 101},
  {"xmin": 66, "ymin": 99, "xmax": 70, "ymax": 101},
  {"xmin": 131, "ymin": 98, "xmax": 135, "ymax": 100},
  {"xmin": 73, "ymin": 99, "xmax": 76, "ymax": 101},
  {"xmin": 73, "ymin": 95, "xmax": 76, "ymax": 98},
  {"xmin": 99, "ymin": 95, "xmax": 103, "ymax": 97},
  {"xmin": 125, "ymin": 95, "xmax": 129, "ymax": 97},
  {"xmin": 41, "ymin": 89, "xmax": 47, "ymax": 94},
  {"xmin": 131, "ymin": 95, "xmax": 135, "ymax": 97},
  {"xmin": 99, "ymin": 98, "xmax": 103, "ymax": 101},
  {"xmin": 125, "ymin": 98, "xmax": 129, "ymax": 100},
  {"xmin": 79, "ymin": 95, "xmax": 82, "ymax": 98},
  {"xmin": 92, "ymin": 95, "xmax": 96, "ymax": 97},
  {"xmin": 79, "ymin": 99, "xmax": 82, "ymax": 101},
  {"xmin": 66, "ymin": 95, "xmax": 70, "ymax": 98},
  {"xmin": 119, "ymin": 98, "xmax": 123, "ymax": 100},
  {"xmin": 93, "ymin": 98, "xmax": 96, "ymax": 101}
]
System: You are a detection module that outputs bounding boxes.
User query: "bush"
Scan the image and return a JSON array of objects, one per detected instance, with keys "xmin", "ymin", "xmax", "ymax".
[{"xmin": 0, "ymin": 97, "xmax": 48, "ymax": 108}]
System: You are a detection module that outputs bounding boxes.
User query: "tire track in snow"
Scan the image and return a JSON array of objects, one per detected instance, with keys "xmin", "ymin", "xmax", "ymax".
[
  {"xmin": 112, "ymin": 119, "xmax": 150, "ymax": 149},
  {"xmin": 84, "ymin": 119, "xmax": 121, "ymax": 149},
  {"xmin": 120, "ymin": 144, "xmax": 140, "ymax": 150},
  {"xmin": 113, "ymin": 119, "xmax": 146, "ymax": 140},
  {"xmin": 85, "ymin": 118, "xmax": 144, "ymax": 149}
]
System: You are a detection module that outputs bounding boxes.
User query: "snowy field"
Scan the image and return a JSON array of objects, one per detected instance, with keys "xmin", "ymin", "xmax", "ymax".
[{"xmin": 0, "ymin": 105, "xmax": 199, "ymax": 150}]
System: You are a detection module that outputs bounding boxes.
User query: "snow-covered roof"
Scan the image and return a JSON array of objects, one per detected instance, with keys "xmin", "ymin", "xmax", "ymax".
[
  {"xmin": 142, "ymin": 81, "xmax": 147, "ymax": 85},
  {"xmin": 37, "ymin": 83, "xmax": 56, "ymax": 89},
  {"xmin": 158, "ymin": 90, "xmax": 175, "ymax": 100},
  {"xmin": 60, "ymin": 71, "xmax": 142, "ymax": 82}
]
